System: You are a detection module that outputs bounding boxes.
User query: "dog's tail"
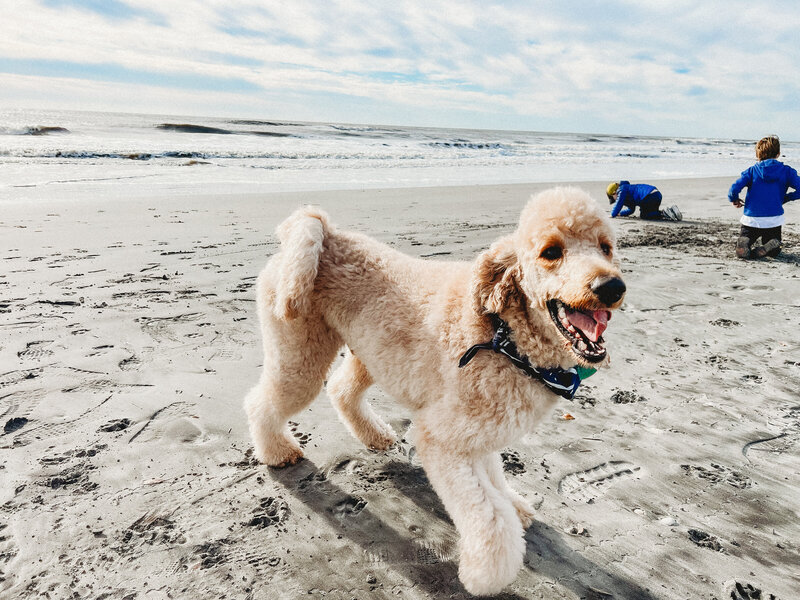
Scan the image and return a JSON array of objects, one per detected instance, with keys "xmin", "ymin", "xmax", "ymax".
[{"xmin": 273, "ymin": 206, "xmax": 330, "ymax": 320}]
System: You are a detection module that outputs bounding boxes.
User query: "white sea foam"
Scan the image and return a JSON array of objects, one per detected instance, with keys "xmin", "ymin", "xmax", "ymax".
[{"xmin": 0, "ymin": 108, "xmax": 788, "ymax": 201}]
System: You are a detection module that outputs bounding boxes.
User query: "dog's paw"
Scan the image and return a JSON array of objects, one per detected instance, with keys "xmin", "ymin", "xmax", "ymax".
[
  {"xmin": 457, "ymin": 520, "xmax": 525, "ymax": 596},
  {"xmin": 513, "ymin": 499, "xmax": 536, "ymax": 529},
  {"xmin": 458, "ymin": 547, "xmax": 522, "ymax": 596},
  {"xmin": 347, "ymin": 417, "xmax": 397, "ymax": 451},
  {"xmin": 365, "ymin": 426, "xmax": 397, "ymax": 451},
  {"xmin": 270, "ymin": 448, "xmax": 304, "ymax": 468},
  {"xmin": 501, "ymin": 486, "xmax": 535, "ymax": 529},
  {"xmin": 253, "ymin": 434, "xmax": 304, "ymax": 467}
]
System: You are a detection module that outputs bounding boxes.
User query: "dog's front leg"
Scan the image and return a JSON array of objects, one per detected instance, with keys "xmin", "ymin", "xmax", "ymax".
[
  {"xmin": 418, "ymin": 443, "xmax": 525, "ymax": 596},
  {"xmin": 482, "ymin": 453, "xmax": 536, "ymax": 529}
]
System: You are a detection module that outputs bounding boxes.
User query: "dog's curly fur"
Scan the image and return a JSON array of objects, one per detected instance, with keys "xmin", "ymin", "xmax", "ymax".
[{"xmin": 244, "ymin": 187, "xmax": 625, "ymax": 595}]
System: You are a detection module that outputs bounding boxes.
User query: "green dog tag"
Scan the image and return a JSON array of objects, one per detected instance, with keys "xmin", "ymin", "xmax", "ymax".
[{"xmin": 576, "ymin": 366, "xmax": 597, "ymax": 379}]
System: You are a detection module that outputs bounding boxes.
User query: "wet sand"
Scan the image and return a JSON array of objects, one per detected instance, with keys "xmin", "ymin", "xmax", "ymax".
[{"xmin": 1, "ymin": 177, "xmax": 798, "ymax": 599}]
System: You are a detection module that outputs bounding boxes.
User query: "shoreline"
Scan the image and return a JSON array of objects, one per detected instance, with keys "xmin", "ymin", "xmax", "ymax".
[
  {"xmin": 2, "ymin": 173, "xmax": 742, "ymax": 207},
  {"xmin": 2, "ymin": 175, "xmax": 740, "ymax": 224}
]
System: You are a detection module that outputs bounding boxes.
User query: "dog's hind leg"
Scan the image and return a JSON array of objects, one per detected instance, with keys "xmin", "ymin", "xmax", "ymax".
[
  {"xmin": 482, "ymin": 453, "xmax": 535, "ymax": 529},
  {"xmin": 326, "ymin": 349, "xmax": 397, "ymax": 450},
  {"xmin": 417, "ymin": 442, "xmax": 525, "ymax": 596},
  {"xmin": 244, "ymin": 312, "xmax": 341, "ymax": 467}
]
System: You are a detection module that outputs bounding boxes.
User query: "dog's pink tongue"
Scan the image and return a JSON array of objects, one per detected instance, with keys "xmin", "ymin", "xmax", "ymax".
[{"xmin": 566, "ymin": 309, "xmax": 610, "ymax": 342}]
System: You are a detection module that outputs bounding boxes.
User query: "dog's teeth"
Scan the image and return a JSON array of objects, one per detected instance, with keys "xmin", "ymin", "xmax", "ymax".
[
  {"xmin": 558, "ymin": 307, "xmax": 566, "ymax": 319},
  {"xmin": 577, "ymin": 340, "xmax": 587, "ymax": 351}
]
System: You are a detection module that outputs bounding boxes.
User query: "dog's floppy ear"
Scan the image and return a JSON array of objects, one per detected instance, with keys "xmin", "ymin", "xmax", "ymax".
[{"xmin": 471, "ymin": 237, "xmax": 520, "ymax": 314}]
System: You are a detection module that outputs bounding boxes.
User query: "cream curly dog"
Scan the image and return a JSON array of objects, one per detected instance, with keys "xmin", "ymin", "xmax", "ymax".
[{"xmin": 244, "ymin": 187, "xmax": 625, "ymax": 595}]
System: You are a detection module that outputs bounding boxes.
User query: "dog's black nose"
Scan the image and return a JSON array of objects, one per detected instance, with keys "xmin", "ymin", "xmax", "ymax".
[{"xmin": 592, "ymin": 277, "xmax": 626, "ymax": 306}]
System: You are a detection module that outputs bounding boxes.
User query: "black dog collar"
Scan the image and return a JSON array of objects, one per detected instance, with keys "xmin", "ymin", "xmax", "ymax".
[{"xmin": 459, "ymin": 313, "xmax": 584, "ymax": 400}]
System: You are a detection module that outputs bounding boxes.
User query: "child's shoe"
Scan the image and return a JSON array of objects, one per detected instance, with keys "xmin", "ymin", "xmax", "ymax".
[
  {"xmin": 660, "ymin": 205, "xmax": 683, "ymax": 221},
  {"xmin": 752, "ymin": 238, "xmax": 781, "ymax": 258},
  {"xmin": 735, "ymin": 236, "xmax": 751, "ymax": 259}
]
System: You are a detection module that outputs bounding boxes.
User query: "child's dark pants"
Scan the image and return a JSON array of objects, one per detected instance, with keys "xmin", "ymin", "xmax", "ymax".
[
  {"xmin": 737, "ymin": 225, "xmax": 782, "ymax": 257},
  {"xmin": 639, "ymin": 191, "xmax": 663, "ymax": 220}
]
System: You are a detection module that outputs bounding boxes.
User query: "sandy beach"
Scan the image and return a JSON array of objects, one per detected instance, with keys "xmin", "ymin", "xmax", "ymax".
[{"xmin": 1, "ymin": 176, "xmax": 798, "ymax": 599}]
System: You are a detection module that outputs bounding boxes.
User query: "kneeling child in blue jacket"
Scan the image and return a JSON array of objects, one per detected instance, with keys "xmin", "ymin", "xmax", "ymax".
[
  {"xmin": 728, "ymin": 135, "xmax": 800, "ymax": 258},
  {"xmin": 607, "ymin": 182, "xmax": 682, "ymax": 221}
]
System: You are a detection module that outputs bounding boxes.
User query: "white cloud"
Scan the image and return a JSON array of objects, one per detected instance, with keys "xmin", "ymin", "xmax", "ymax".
[{"xmin": 1, "ymin": 1, "xmax": 799, "ymax": 138}]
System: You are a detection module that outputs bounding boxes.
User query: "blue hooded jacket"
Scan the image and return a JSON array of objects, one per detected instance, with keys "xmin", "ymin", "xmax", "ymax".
[
  {"xmin": 611, "ymin": 181, "xmax": 659, "ymax": 217},
  {"xmin": 728, "ymin": 159, "xmax": 800, "ymax": 218}
]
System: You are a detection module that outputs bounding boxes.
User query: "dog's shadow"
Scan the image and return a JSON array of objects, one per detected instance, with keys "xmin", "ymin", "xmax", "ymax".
[{"xmin": 272, "ymin": 457, "xmax": 659, "ymax": 599}]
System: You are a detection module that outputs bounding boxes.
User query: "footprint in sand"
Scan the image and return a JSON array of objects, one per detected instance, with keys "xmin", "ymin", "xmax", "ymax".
[
  {"xmin": 364, "ymin": 537, "xmax": 457, "ymax": 565},
  {"xmin": 0, "ymin": 387, "xmax": 32, "ymax": 418},
  {"xmin": 121, "ymin": 512, "xmax": 186, "ymax": 548},
  {"xmin": 730, "ymin": 284, "xmax": 775, "ymax": 292},
  {"xmin": 710, "ymin": 318, "xmax": 741, "ymax": 328},
  {"xmin": 688, "ymin": 529, "xmax": 724, "ymax": 552},
  {"xmin": 245, "ymin": 496, "xmax": 291, "ymax": 530},
  {"xmin": 230, "ymin": 278, "xmax": 255, "ymax": 294},
  {"xmin": 127, "ymin": 401, "xmax": 197, "ymax": 443},
  {"xmin": 706, "ymin": 354, "xmax": 730, "ymax": 369},
  {"xmin": 680, "ymin": 463, "xmax": 752, "ymax": 489},
  {"xmin": 42, "ymin": 462, "xmax": 98, "ymax": 492},
  {"xmin": 118, "ymin": 353, "xmax": 141, "ymax": 371},
  {"xmin": 501, "ymin": 450, "xmax": 526, "ymax": 475},
  {"xmin": 194, "ymin": 539, "xmax": 229, "ymax": 570},
  {"xmin": 288, "ymin": 421, "xmax": 310, "ymax": 447},
  {"xmin": 724, "ymin": 581, "xmax": 778, "ymax": 600},
  {"xmin": 193, "ymin": 537, "xmax": 281, "ymax": 573},
  {"xmin": 558, "ymin": 461, "xmax": 642, "ymax": 503},
  {"xmin": 3, "ymin": 416, "xmax": 29, "ymax": 434},
  {"xmin": 136, "ymin": 312, "xmax": 204, "ymax": 343},
  {"xmin": 12, "ymin": 394, "xmax": 113, "ymax": 446},
  {"xmin": 16, "ymin": 340, "xmax": 55, "ymax": 360},
  {"xmin": 1, "ymin": 387, "xmax": 48, "ymax": 440},
  {"xmin": 98, "ymin": 418, "xmax": 133, "ymax": 433},
  {"xmin": 38, "ymin": 444, "xmax": 107, "ymax": 493},
  {"xmin": 210, "ymin": 347, "xmax": 243, "ymax": 362},
  {"xmin": 610, "ymin": 389, "xmax": 647, "ymax": 404},
  {"xmin": 331, "ymin": 495, "xmax": 367, "ymax": 519},
  {"xmin": 782, "ymin": 404, "xmax": 800, "ymax": 429},
  {"xmin": 209, "ymin": 298, "xmax": 251, "ymax": 314}
]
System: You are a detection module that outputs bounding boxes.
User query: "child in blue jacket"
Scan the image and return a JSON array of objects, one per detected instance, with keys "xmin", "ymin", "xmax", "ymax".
[
  {"xmin": 607, "ymin": 181, "xmax": 682, "ymax": 221},
  {"xmin": 729, "ymin": 135, "xmax": 800, "ymax": 258}
]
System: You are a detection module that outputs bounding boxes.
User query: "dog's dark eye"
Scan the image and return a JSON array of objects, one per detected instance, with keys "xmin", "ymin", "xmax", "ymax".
[
  {"xmin": 540, "ymin": 246, "xmax": 563, "ymax": 260},
  {"xmin": 600, "ymin": 243, "xmax": 612, "ymax": 256}
]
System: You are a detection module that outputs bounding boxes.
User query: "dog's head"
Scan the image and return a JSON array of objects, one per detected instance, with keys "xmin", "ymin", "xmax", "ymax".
[{"xmin": 472, "ymin": 187, "xmax": 625, "ymax": 369}]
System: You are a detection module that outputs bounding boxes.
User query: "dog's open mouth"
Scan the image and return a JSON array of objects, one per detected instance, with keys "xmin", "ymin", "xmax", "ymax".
[{"xmin": 547, "ymin": 299, "xmax": 610, "ymax": 363}]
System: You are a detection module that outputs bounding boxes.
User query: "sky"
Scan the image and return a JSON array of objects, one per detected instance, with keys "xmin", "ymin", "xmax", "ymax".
[{"xmin": 2, "ymin": 0, "xmax": 799, "ymax": 139}]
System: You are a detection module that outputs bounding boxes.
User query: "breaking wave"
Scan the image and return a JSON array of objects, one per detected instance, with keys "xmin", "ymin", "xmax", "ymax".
[{"xmin": 1, "ymin": 125, "xmax": 70, "ymax": 135}]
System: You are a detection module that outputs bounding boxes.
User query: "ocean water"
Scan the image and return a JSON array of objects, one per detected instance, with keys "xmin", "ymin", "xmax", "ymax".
[{"xmin": 0, "ymin": 108, "xmax": 784, "ymax": 201}]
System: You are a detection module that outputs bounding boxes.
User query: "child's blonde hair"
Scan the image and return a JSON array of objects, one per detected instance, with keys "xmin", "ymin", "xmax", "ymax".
[{"xmin": 756, "ymin": 136, "xmax": 780, "ymax": 161}]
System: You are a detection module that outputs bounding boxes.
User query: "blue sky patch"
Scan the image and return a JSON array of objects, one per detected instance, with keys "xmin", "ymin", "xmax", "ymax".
[
  {"xmin": 218, "ymin": 25, "xmax": 309, "ymax": 48},
  {"xmin": 0, "ymin": 57, "xmax": 261, "ymax": 93},
  {"xmin": 42, "ymin": 0, "xmax": 166, "ymax": 25},
  {"xmin": 365, "ymin": 47, "xmax": 396, "ymax": 58},
  {"xmin": 205, "ymin": 52, "xmax": 264, "ymax": 68}
]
